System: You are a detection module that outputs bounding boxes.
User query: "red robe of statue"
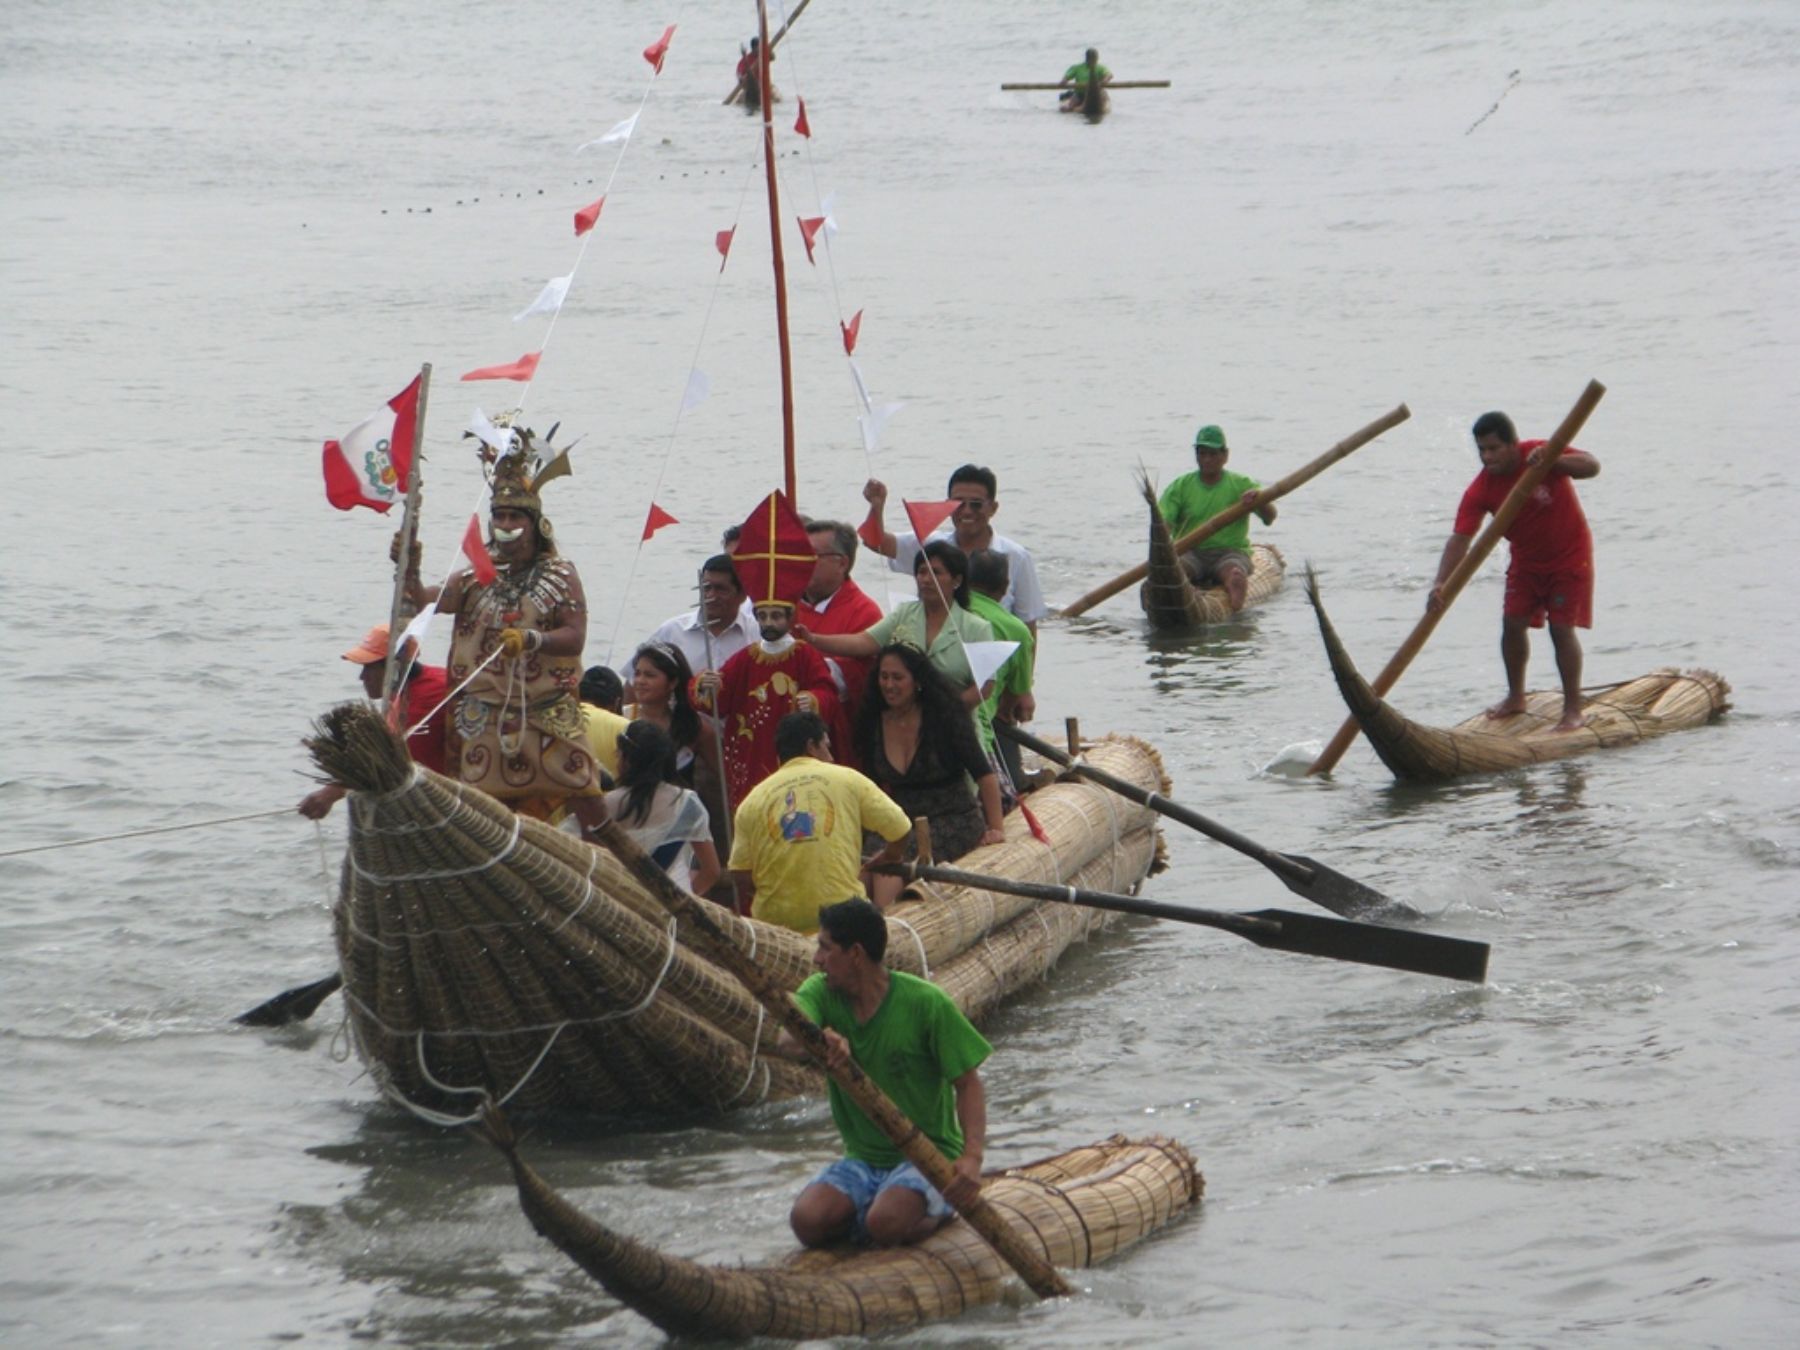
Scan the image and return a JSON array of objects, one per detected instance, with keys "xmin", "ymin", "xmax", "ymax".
[{"xmin": 713, "ymin": 640, "xmax": 844, "ymax": 802}]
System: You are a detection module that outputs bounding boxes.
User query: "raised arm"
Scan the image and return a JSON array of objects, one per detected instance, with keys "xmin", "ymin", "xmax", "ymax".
[{"xmin": 861, "ymin": 478, "xmax": 900, "ymax": 558}]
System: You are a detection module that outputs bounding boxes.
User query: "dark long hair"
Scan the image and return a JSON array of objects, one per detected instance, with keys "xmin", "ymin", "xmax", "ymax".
[
  {"xmin": 915, "ymin": 538, "xmax": 972, "ymax": 610},
  {"xmin": 613, "ymin": 720, "xmax": 684, "ymax": 826},
  {"xmin": 629, "ymin": 642, "xmax": 700, "ymax": 750},
  {"xmin": 853, "ymin": 643, "xmax": 989, "ymax": 784}
]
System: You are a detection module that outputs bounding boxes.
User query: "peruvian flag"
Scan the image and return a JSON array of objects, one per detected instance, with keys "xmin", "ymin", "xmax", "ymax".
[
  {"xmin": 321, "ymin": 374, "xmax": 421, "ymax": 513},
  {"xmin": 641, "ymin": 502, "xmax": 679, "ymax": 541},
  {"xmin": 460, "ymin": 513, "xmax": 497, "ymax": 586}
]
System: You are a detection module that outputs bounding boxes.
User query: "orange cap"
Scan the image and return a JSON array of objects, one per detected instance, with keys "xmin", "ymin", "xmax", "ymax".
[{"xmin": 342, "ymin": 624, "xmax": 391, "ymax": 665}]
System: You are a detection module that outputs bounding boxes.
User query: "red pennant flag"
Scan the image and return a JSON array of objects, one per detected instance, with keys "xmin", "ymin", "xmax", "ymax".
[
  {"xmin": 797, "ymin": 215, "xmax": 826, "ymax": 264},
  {"xmin": 904, "ymin": 499, "xmax": 958, "ymax": 544},
  {"xmin": 321, "ymin": 374, "xmax": 422, "ymax": 514},
  {"xmin": 856, "ymin": 511, "xmax": 884, "ymax": 552},
  {"xmin": 573, "ymin": 195, "xmax": 605, "ymax": 236},
  {"xmin": 460, "ymin": 513, "xmax": 498, "ymax": 586},
  {"xmin": 643, "ymin": 24, "xmax": 676, "ymax": 74},
  {"xmin": 794, "ymin": 97, "xmax": 812, "ymax": 139},
  {"xmin": 840, "ymin": 308, "xmax": 863, "ymax": 355},
  {"xmin": 1019, "ymin": 800, "xmax": 1052, "ymax": 846},
  {"xmin": 715, "ymin": 226, "xmax": 735, "ymax": 272},
  {"xmin": 461, "ymin": 351, "xmax": 541, "ymax": 383},
  {"xmin": 641, "ymin": 502, "xmax": 679, "ymax": 541},
  {"xmin": 734, "ymin": 490, "xmax": 815, "ymax": 607}
]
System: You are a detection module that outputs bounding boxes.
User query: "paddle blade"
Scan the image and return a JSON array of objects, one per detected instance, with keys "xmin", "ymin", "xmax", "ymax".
[
  {"xmin": 1276, "ymin": 852, "xmax": 1424, "ymax": 924},
  {"xmin": 1245, "ymin": 909, "xmax": 1488, "ymax": 984},
  {"xmin": 234, "ymin": 972, "xmax": 343, "ymax": 1027}
]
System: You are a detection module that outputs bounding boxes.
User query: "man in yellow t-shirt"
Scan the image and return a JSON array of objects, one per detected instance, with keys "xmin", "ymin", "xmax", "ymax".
[{"xmin": 728, "ymin": 711, "xmax": 912, "ymax": 933}]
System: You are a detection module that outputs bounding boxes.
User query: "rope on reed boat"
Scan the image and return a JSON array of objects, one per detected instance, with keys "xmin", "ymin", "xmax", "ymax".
[{"xmin": 887, "ymin": 914, "xmax": 933, "ymax": 978}]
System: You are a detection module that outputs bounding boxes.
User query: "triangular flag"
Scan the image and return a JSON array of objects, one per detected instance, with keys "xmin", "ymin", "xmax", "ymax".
[
  {"xmin": 573, "ymin": 195, "xmax": 605, "ymax": 236},
  {"xmin": 461, "ymin": 352, "xmax": 541, "ymax": 382},
  {"xmin": 733, "ymin": 491, "xmax": 815, "ymax": 607},
  {"xmin": 579, "ymin": 113, "xmax": 638, "ymax": 151},
  {"xmin": 903, "ymin": 498, "xmax": 958, "ymax": 544},
  {"xmin": 643, "ymin": 24, "xmax": 676, "ymax": 74},
  {"xmin": 398, "ymin": 603, "xmax": 438, "ymax": 666},
  {"xmin": 963, "ymin": 641, "xmax": 1021, "ymax": 693},
  {"xmin": 715, "ymin": 226, "xmax": 736, "ymax": 271},
  {"xmin": 513, "ymin": 275, "xmax": 571, "ymax": 322},
  {"xmin": 857, "ymin": 511, "xmax": 884, "ymax": 552},
  {"xmin": 794, "ymin": 97, "xmax": 811, "ymax": 138},
  {"xmin": 682, "ymin": 369, "xmax": 711, "ymax": 411},
  {"xmin": 840, "ymin": 309, "xmax": 863, "ymax": 355},
  {"xmin": 857, "ymin": 402, "xmax": 905, "ymax": 456},
  {"xmin": 1018, "ymin": 799, "xmax": 1052, "ymax": 846},
  {"xmin": 467, "ymin": 407, "xmax": 517, "ymax": 457},
  {"xmin": 321, "ymin": 374, "xmax": 421, "ymax": 514},
  {"xmin": 460, "ymin": 513, "xmax": 497, "ymax": 586},
  {"xmin": 641, "ymin": 502, "xmax": 679, "ymax": 541},
  {"xmin": 798, "ymin": 215, "xmax": 826, "ymax": 264}
]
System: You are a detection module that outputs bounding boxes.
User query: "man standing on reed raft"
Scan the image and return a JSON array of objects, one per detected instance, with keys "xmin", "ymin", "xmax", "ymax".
[
  {"xmin": 1157, "ymin": 423, "xmax": 1276, "ymax": 613},
  {"xmin": 1427, "ymin": 410, "xmax": 1600, "ymax": 733},
  {"xmin": 728, "ymin": 712, "xmax": 911, "ymax": 932},
  {"xmin": 402, "ymin": 426, "xmax": 605, "ymax": 832},
  {"xmin": 778, "ymin": 898, "xmax": 991, "ymax": 1248}
]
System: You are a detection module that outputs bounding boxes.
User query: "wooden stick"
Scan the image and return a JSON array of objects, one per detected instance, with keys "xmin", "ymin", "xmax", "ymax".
[
  {"xmin": 589, "ymin": 819, "xmax": 1074, "ymax": 1300},
  {"xmin": 1000, "ymin": 81, "xmax": 1171, "ymax": 90},
  {"xmin": 723, "ymin": 0, "xmax": 814, "ymax": 105},
  {"xmin": 1060, "ymin": 405, "xmax": 1410, "ymax": 618},
  {"xmin": 381, "ymin": 362, "xmax": 432, "ymax": 711},
  {"xmin": 1307, "ymin": 380, "xmax": 1606, "ymax": 775}
]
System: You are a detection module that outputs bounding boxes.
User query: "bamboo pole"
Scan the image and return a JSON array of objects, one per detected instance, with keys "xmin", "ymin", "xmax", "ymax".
[
  {"xmin": 1060, "ymin": 404, "xmax": 1410, "ymax": 618},
  {"xmin": 1000, "ymin": 81, "xmax": 1171, "ymax": 90},
  {"xmin": 381, "ymin": 362, "xmax": 432, "ymax": 712},
  {"xmin": 723, "ymin": 0, "xmax": 815, "ymax": 105},
  {"xmin": 588, "ymin": 819, "xmax": 1075, "ymax": 1300},
  {"xmin": 1307, "ymin": 380, "xmax": 1606, "ymax": 775},
  {"xmin": 754, "ymin": 0, "xmax": 799, "ymax": 505}
]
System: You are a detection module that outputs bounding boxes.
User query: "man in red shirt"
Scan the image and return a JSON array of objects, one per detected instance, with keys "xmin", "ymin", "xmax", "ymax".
[
  {"xmin": 298, "ymin": 623, "xmax": 450, "ymax": 818},
  {"xmin": 795, "ymin": 519, "xmax": 884, "ymax": 722},
  {"xmin": 1427, "ymin": 411, "xmax": 1601, "ymax": 732}
]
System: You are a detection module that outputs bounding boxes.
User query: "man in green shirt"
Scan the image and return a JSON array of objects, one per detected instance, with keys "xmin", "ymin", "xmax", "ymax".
[
  {"xmin": 1059, "ymin": 47, "xmax": 1112, "ymax": 111},
  {"xmin": 968, "ymin": 548, "xmax": 1036, "ymax": 791},
  {"xmin": 1156, "ymin": 422, "xmax": 1277, "ymax": 613},
  {"xmin": 781, "ymin": 898, "xmax": 991, "ymax": 1248}
]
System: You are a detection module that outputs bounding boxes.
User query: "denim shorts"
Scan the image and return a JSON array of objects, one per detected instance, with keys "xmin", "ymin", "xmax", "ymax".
[{"xmin": 810, "ymin": 1157, "xmax": 950, "ymax": 1239}]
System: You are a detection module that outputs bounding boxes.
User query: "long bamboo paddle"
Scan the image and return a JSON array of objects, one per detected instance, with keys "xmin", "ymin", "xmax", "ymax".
[
  {"xmin": 1000, "ymin": 81, "xmax": 1172, "ymax": 90},
  {"xmin": 1060, "ymin": 405, "xmax": 1410, "ymax": 619},
  {"xmin": 592, "ymin": 819, "xmax": 1074, "ymax": 1300},
  {"xmin": 1307, "ymin": 380, "xmax": 1606, "ymax": 776},
  {"xmin": 998, "ymin": 720, "xmax": 1422, "ymax": 922},
  {"xmin": 874, "ymin": 860, "xmax": 1487, "ymax": 983},
  {"xmin": 722, "ymin": 0, "xmax": 814, "ymax": 105}
]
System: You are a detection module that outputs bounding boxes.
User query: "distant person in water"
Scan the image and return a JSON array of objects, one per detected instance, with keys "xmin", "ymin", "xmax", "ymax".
[
  {"xmin": 1426, "ymin": 410, "xmax": 1601, "ymax": 733},
  {"xmin": 1059, "ymin": 47, "xmax": 1112, "ymax": 112}
]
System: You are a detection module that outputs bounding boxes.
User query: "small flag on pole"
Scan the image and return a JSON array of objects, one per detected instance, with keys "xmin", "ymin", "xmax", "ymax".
[
  {"xmin": 716, "ymin": 226, "xmax": 736, "ymax": 271},
  {"xmin": 579, "ymin": 113, "xmax": 639, "ymax": 151},
  {"xmin": 794, "ymin": 98, "xmax": 812, "ymax": 138},
  {"xmin": 857, "ymin": 511, "xmax": 884, "ymax": 552},
  {"xmin": 798, "ymin": 215, "xmax": 826, "ymax": 264},
  {"xmin": 461, "ymin": 352, "xmax": 541, "ymax": 383},
  {"xmin": 573, "ymin": 195, "xmax": 605, "ymax": 236},
  {"xmin": 321, "ymin": 374, "xmax": 422, "ymax": 514},
  {"xmin": 840, "ymin": 309, "xmax": 863, "ymax": 355},
  {"xmin": 460, "ymin": 513, "xmax": 498, "ymax": 585},
  {"xmin": 1019, "ymin": 799, "xmax": 1052, "ymax": 845},
  {"xmin": 682, "ymin": 369, "xmax": 711, "ymax": 411},
  {"xmin": 903, "ymin": 498, "xmax": 958, "ymax": 544},
  {"xmin": 643, "ymin": 24, "xmax": 676, "ymax": 74},
  {"xmin": 513, "ymin": 276, "xmax": 571, "ymax": 322},
  {"xmin": 641, "ymin": 502, "xmax": 679, "ymax": 541}
]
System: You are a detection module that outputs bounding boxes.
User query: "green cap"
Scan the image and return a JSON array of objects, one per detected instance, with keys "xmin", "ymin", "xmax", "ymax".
[{"xmin": 1194, "ymin": 424, "xmax": 1227, "ymax": 451}]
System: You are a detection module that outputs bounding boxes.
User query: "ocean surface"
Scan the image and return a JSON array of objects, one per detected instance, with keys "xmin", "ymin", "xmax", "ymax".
[{"xmin": 3, "ymin": 1, "xmax": 1797, "ymax": 1345}]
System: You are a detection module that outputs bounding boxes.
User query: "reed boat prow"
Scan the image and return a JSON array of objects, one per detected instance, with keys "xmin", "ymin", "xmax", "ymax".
[
  {"xmin": 481, "ymin": 1102, "xmax": 1201, "ymax": 1340},
  {"xmin": 1136, "ymin": 472, "xmax": 1284, "ymax": 629},
  {"xmin": 1304, "ymin": 570, "xmax": 1731, "ymax": 782}
]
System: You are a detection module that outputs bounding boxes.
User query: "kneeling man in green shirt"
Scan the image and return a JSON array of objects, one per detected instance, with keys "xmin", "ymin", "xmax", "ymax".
[
  {"xmin": 779, "ymin": 898, "xmax": 992, "ymax": 1247},
  {"xmin": 1157, "ymin": 422, "xmax": 1277, "ymax": 613}
]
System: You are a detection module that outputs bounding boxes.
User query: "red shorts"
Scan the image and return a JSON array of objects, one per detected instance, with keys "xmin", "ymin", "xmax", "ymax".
[{"xmin": 1503, "ymin": 561, "xmax": 1592, "ymax": 629}]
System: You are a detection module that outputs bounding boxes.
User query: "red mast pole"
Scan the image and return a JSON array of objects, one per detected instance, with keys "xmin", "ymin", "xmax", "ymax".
[{"xmin": 757, "ymin": 0, "xmax": 798, "ymax": 505}]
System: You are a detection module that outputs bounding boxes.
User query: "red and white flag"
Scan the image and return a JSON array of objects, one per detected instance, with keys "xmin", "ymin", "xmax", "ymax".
[
  {"xmin": 573, "ymin": 195, "xmax": 605, "ymax": 236},
  {"xmin": 461, "ymin": 351, "xmax": 541, "ymax": 382},
  {"xmin": 641, "ymin": 502, "xmax": 679, "ymax": 541},
  {"xmin": 321, "ymin": 374, "xmax": 422, "ymax": 513},
  {"xmin": 460, "ymin": 513, "xmax": 497, "ymax": 586},
  {"xmin": 840, "ymin": 309, "xmax": 863, "ymax": 355},
  {"xmin": 643, "ymin": 24, "xmax": 676, "ymax": 74}
]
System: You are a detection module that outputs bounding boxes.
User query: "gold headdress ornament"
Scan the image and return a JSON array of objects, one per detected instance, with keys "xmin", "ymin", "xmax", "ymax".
[{"xmin": 469, "ymin": 415, "xmax": 577, "ymax": 540}]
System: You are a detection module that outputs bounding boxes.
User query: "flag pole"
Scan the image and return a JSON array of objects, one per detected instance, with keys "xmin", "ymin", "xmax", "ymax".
[
  {"xmin": 382, "ymin": 362, "xmax": 432, "ymax": 715},
  {"xmin": 756, "ymin": 0, "xmax": 799, "ymax": 507}
]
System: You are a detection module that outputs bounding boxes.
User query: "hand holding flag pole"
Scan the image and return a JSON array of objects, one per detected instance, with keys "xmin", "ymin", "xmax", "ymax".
[{"xmin": 381, "ymin": 364, "xmax": 433, "ymax": 713}]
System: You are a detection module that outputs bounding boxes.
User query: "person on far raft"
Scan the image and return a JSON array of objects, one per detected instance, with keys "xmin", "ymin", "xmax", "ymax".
[
  {"xmin": 298, "ymin": 623, "xmax": 449, "ymax": 819},
  {"xmin": 1058, "ymin": 46, "xmax": 1112, "ymax": 111},
  {"xmin": 1156, "ymin": 423, "xmax": 1276, "ymax": 613},
  {"xmin": 776, "ymin": 898, "xmax": 991, "ymax": 1248},
  {"xmin": 1426, "ymin": 410, "xmax": 1601, "ymax": 733}
]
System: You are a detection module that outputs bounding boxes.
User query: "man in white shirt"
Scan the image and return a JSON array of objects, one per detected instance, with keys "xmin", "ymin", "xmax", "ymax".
[
  {"xmin": 860, "ymin": 465, "xmax": 1048, "ymax": 642},
  {"xmin": 640, "ymin": 553, "xmax": 759, "ymax": 678}
]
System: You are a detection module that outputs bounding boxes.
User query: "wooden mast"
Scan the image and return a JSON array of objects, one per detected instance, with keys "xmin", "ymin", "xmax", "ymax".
[{"xmin": 756, "ymin": 0, "xmax": 799, "ymax": 505}]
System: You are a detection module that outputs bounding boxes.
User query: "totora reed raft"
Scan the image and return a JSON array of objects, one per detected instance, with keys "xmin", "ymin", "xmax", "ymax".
[
  {"xmin": 306, "ymin": 702, "xmax": 1167, "ymax": 1121},
  {"xmin": 1137, "ymin": 473, "xmax": 1284, "ymax": 629}
]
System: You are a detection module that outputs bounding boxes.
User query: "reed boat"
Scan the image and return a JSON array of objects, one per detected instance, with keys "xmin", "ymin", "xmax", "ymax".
[
  {"xmin": 309, "ymin": 702, "xmax": 1166, "ymax": 1121},
  {"xmin": 1307, "ymin": 578, "xmax": 1729, "ymax": 782},
  {"xmin": 483, "ymin": 1109, "xmax": 1201, "ymax": 1340},
  {"xmin": 1137, "ymin": 477, "xmax": 1284, "ymax": 629}
]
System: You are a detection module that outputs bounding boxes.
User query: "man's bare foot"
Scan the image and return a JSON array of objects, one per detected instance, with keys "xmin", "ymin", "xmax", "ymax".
[
  {"xmin": 1484, "ymin": 695, "xmax": 1528, "ymax": 720},
  {"xmin": 1552, "ymin": 710, "xmax": 1588, "ymax": 733}
]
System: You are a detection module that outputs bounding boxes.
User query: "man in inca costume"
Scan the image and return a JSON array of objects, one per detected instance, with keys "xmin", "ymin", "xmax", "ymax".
[{"xmin": 406, "ymin": 425, "xmax": 604, "ymax": 831}]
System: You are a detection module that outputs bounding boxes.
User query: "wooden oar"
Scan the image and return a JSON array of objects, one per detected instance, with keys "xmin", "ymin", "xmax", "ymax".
[
  {"xmin": 1000, "ymin": 80, "xmax": 1172, "ymax": 90},
  {"xmin": 1059, "ymin": 404, "xmax": 1410, "ymax": 618},
  {"xmin": 591, "ymin": 818, "xmax": 1073, "ymax": 1301},
  {"xmin": 722, "ymin": 0, "xmax": 814, "ymax": 105},
  {"xmin": 873, "ymin": 860, "xmax": 1488, "ymax": 984},
  {"xmin": 1307, "ymin": 380, "xmax": 1606, "ymax": 775},
  {"xmin": 236, "ymin": 971, "xmax": 341, "ymax": 1026},
  {"xmin": 998, "ymin": 719, "xmax": 1422, "ymax": 922}
]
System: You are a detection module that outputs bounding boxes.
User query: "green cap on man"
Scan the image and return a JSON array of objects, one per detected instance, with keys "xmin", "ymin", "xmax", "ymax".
[{"xmin": 1193, "ymin": 424, "xmax": 1228, "ymax": 451}]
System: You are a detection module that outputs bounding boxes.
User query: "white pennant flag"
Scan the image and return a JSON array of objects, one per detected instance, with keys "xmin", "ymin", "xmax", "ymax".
[
  {"xmin": 963, "ymin": 641, "xmax": 1020, "ymax": 693},
  {"xmin": 858, "ymin": 402, "xmax": 905, "ymax": 455},
  {"xmin": 848, "ymin": 358, "xmax": 872, "ymax": 413},
  {"xmin": 682, "ymin": 369, "xmax": 711, "ymax": 411},
  {"xmin": 513, "ymin": 275, "xmax": 572, "ymax": 322},
  {"xmin": 579, "ymin": 112, "xmax": 639, "ymax": 151},
  {"xmin": 468, "ymin": 407, "xmax": 518, "ymax": 457},
  {"xmin": 398, "ymin": 603, "xmax": 438, "ymax": 664}
]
